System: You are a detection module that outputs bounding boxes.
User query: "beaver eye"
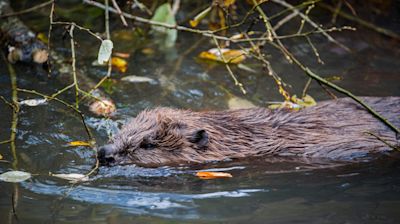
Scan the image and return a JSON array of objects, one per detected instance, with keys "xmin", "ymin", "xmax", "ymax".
[{"xmin": 139, "ymin": 141, "xmax": 156, "ymax": 150}]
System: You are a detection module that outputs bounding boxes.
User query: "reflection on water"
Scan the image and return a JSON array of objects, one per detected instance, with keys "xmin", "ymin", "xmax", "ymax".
[{"xmin": 24, "ymin": 180, "xmax": 264, "ymax": 219}]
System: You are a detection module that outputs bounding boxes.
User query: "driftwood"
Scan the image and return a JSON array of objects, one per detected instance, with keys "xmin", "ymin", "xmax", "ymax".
[{"xmin": 0, "ymin": 0, "xmax": 114, "ymax": 115}]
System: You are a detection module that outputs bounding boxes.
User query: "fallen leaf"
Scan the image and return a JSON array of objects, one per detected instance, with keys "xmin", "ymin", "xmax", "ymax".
[
  {"xmin": 196, "ymin": 171, "xmax": 233, "ymax": 179},
  {"xmin": 68, "ymin": 141, "xmax": 91, "ymax": 147},
  {"xmin": 291, "ymin": 94, "xmax": 317, "ymax": 108},
  {"xmin": 268, "ymin": 95, "xmax": 316, "ymax": 110},
  {"xmin": 141, "ymin": 48, "xmax": 155, "ymax": 55},
  {"xmin": 0, "ymin": 154, "xmax": 3, "ymax": 160},
  {"xmin": 37, "ymin": 32, "xmax": 49, "ymax": 44},
  {"xmin": 89, "ymin": 99, "xmax": 116, "ymax": 116},
  {"xmin": 111, "ymin": 57, "xmax": 128, "ymax": 73},
  {"xmin": 97, "ymin": 39, "xmax": 113, "ymax": 65},
  {"xmin": 51, "ymin": 173, "xmax": 89, "ymax": 182},
  {"xmin": 228, "ymin": 96, "xmax": 256, "ymax": 109},
  {"xmin": 198, "ymin": 48, "xmax": 246, "ymax": 64},
  {"xmin": 268, "ymin": 101, "xmax": 302, "ymax": 110},
  {"xmin": 325, "ymin": 76, "xmax": 343, "ymax": 82},
  {"xmin": 113, "ymin": 52, "xmax": 130, "ymax": 58},
  {"xmin": 0, "ymin": 170, "xmax": 31, "ymax": 183},
  {"xmin": 19, "ymin": 98, "xmax": 47, "ymax": 106},
  {"xmin": 121, "ymin": 75, "xmax": 157, "ymax": 84}
]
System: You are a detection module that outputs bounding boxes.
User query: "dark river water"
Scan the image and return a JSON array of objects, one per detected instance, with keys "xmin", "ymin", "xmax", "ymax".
[{"xmin": 1, "ymin": 1, "xmax": 400, "ymax": 223}]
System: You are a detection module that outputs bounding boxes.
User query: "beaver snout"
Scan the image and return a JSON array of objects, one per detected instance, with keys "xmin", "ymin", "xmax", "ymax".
[{"xmin": 97, "ymin": 144, "xmax": 116, "ymax": 165}]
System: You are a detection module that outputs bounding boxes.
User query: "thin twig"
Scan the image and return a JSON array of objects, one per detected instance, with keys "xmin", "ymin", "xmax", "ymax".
[
  {"xmin": 272, "ymin": 0, "xmax": 351, "ymax": 52},
  {"xmin": 68, "ymin": 25, "xmax": 79, "ymax": 109},
  {"xmin": 319, "ymin": 2, "xmax": 400, "ymax": 40},
  {"xmin": 211, "ymin": 36, "xmax": 246, "ymax": 94},
  {"xmin": 0, "ymin": 0, "xmax": 53, "ymax": 18},
  {"xmin": 302, "ymin": 78, "xmax": 312, "ymax": 98},
  {"xmin": 110, "ymin": 0, "xmax": 128, "ymax": 26}
]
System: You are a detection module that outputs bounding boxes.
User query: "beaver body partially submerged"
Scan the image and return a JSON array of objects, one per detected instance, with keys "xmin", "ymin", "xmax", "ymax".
[{"xmin": 98, "ymin": 97, "xmax": 399, "ymax": 167}]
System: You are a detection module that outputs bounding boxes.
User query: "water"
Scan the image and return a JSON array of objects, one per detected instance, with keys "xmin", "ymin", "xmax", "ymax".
[{"xmin": 1, "ymin": 2, "xmax": 400, "ymax": 223}]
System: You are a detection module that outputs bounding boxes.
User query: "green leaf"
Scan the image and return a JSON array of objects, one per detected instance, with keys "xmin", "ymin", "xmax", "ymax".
[
  {"xmin": 97, "ymin": 39, "xmax": 113, "ymax": 64},
  {"xmin": 0, "ymin": 171, "xmax": 31, "ymax": 183},
  {"xmin": 150, "ymin": 3, "xmax": 177, "ymax": 47}
]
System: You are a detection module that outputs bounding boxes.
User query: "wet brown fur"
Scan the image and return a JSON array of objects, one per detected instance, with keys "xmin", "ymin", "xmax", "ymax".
[{"xmin": 99, "ymin": 97, "xmax": 399, "ymax": 167}]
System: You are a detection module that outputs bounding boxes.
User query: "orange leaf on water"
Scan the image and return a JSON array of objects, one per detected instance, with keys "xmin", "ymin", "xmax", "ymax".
[
  {"xmin": 68, "ymin": 141, "xmax": 91, "ymax": 147},
  {"xmin": 196, "ymin": 171, "xmax": 233, "ymax": 179},
  {"xmin": 198, "ymin": 48, "xmax": 246, "ymax": 64},
  {"xmin": 113, "ymin": 52, "xmax": 130, "ymax": 58},
  {"xmin": 111, "ymin": 57, "xmax": 128, "ymax": 73}
]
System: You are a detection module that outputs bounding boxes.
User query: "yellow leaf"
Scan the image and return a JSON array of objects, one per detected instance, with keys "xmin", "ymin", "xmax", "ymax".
[
  {"xmin": 325, "ymin": 76, "xmax": 342, "ymax": 81},
  {"xmin": 111, "ymin": 57, "xmax": 128, "ymax": 73},
  {"xmin": 196, "ymin": 171, "xmax": 233, "ymax": 179},
  {"xmin": 223, "ymin": 0, "xmax": 236, "ymax": 7},
  {"xmin": 268, "ymin": 95, "xmax": 317, "ymax": 110},
  {"xmin": 141, "ymin": 48, "xmax": 155, "ymax": 55},
  {"xmin": 189, "ymin": 19, "xmax": 199, "ymax": 28},
  {"xmin": 68, "ymin": 141, "xmax": 91, "ymax": 147},
  {"xmin": 291, "ymin": 94, "xmax": 317, "ymax": 108},
  {"xmin": 0, "ymin": 154, "xmax": 3, "ymax": 160},
  {"xmin": 198, "ymin": 48, "xmax": 246, "ymax": 64},
  {"xmin": 37, "ymin": 33, "xmax": 48, "ymax": 44}
]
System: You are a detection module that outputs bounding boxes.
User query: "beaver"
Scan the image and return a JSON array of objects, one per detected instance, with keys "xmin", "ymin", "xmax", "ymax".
[{"xmin": 97, "ymin": 97, "xmax": 399, "ymax": 167}]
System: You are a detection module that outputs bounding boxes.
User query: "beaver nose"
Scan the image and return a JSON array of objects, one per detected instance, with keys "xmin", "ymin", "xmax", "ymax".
[{"xmin": 97, "ymin": 144, "xmax": 116, "ymax": 165}]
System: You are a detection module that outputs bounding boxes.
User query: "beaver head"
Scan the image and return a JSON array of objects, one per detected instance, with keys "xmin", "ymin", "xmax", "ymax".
[{"xmin": 97, "ymin": 108, "xmax": 219, "ymax": 167}]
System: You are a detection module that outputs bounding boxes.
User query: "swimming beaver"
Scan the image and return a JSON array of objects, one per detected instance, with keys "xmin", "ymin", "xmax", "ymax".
[{"xmin": 97, "ymin": 97, "xmax": 399, "ymax": 167}]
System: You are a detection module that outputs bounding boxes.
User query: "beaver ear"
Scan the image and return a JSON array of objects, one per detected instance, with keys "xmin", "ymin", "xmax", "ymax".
[{"xmin": 189, "ymin": 129, "xmax": 209, "ymax": 148}]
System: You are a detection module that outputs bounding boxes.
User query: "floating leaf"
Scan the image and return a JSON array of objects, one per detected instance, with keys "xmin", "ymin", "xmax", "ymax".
[
  {"xmin": 0, "ymin": 170, "xmax": 31, "ymax": 183},
  {"xmin": 228, "ymin": 96, "xmax": 256, "ymax": 109},
  {"xmin": 189, "ymin": 6, "xmax": 212, "ymax": 27},
  {"xmin": 268, "ymin": 101, "xmax": 301, "ymax": 110},
  {"xmin": 37, "ymin": 32, "xmax": 49, "ymax": 44},
  {"xmin": 121, "ymin": 75, "xmax": 157, "ymax": 84},
  {"xmin": 326, "ymin": 76, "xmax": 343, "ymax": 82},
  {"xmin": 51, "ymin": 173, "xmax": 89, "ymax": 182},
  {"xmin": 141, "ymin": 48, "xmax": 155, "ymax": 55},
  {"xmin": 19, "ymin": 98, "xmax": 47, "ymax": 106},
  {"xmin": 97, "ymin": 39, "xmax": 113, "ymax": 65},
  {"xmin": 268, "ymin": 95, "xmax": 317, "ymax": 110},
  {"xmin": 68, "ymin": 141, "xmax": 91, "ymax": 147},
  {"xmin": 111, "ymin": 57, "xmax": 128, "ymax": 73},
  {"xmin": 198, "ymin": 48, "xmax": 246, "ymax": 64},
  {"xmin": 89, "ymin": 99, "xmax": 116, "ymax": 116},
  {"xmin": 113, "ymin": 52, "xmax": 130, "ymax": 58},
  {"xmin": 151, "ymin": 3, "xmax": 177, "ymax": 47},
  {"xmin": 291, "ymin": 94, "xmax": 317, "ymax": 108},
  {"xmin": 196, "ymin": 171, "xmax": 233, "ymax": 179}
]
